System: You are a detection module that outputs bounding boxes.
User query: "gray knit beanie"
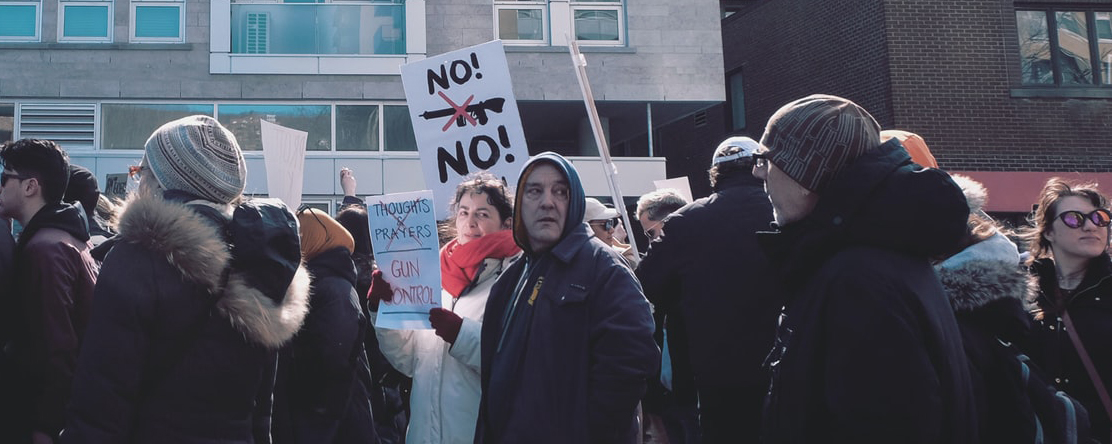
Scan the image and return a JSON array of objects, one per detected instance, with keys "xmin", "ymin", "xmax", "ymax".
[
  {"xmin": 760, "ymin": 94, "xmax": 881, "ymax": 192},
  {"xmin": 144, "ymin": 115, "xmax": 246, "ymax": 204}
]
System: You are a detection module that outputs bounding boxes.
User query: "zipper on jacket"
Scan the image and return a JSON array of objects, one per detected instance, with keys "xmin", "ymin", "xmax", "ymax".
[{"xmin": 497, "ymin": 257, "xmax": 532, "ymax": 353}]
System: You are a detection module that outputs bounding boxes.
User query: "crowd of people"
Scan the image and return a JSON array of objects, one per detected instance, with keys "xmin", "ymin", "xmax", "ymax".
[{"xmin": 0, "ymin": 93, "xmax": 1109, "ymax": 444}]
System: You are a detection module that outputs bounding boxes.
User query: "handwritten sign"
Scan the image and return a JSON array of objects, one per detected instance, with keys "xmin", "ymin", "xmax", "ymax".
[
  {"xmin": 260, "ymin": 120, "xmax": 308, "ymax": 210},
  {"xmin": 367, "ymin": 190, "xmax": 441, "ymax": 329},
  {"xmin": 104, "ymin": 173, "xmax": 129, "ymax": 199},
  {"xmin": 401, "ymin": 40, "xmax": 526, "ymax": 219}
]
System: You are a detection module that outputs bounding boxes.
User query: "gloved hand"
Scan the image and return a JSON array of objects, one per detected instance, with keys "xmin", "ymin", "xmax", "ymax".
[
  {"xmin": 366, "ymin": 269, "xmax": 393, "ymax": 311},
  {"xmin": 429, "ymin": 308, "xmax": 463, "ymax": 345}
]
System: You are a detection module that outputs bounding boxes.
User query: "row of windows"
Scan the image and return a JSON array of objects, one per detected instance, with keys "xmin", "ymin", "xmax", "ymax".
[
  {"xmin": 1017, "ymin": 8, "xmax": 1112, "ymax": 87},
  {"xmin": 0, "ymin": 0, "xmax": 185, "ymax": 43},
  {"xmin": 0, "ymin": 102, "xmax": 420, "ymax": 152},
  {"xmin": 0, "ymin": 0, "xmax": 627, "ymax": 48},
  {"xmin": 495, "ymin": 0, "xmax": 625, "ymax": 45}
]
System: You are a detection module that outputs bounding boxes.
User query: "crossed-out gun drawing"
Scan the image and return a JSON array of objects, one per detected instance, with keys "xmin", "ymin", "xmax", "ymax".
[{"xmin": 420, "ymin": 97, "xmax": 506, "ymax": 128}]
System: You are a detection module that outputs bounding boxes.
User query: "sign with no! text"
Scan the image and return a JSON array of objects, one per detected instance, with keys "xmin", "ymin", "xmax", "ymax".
[
  {"xmin": 367, "ymin": 190, "xmax": 441, "ymax": 329},
  {"xmin": 401, "ymin": 40, "xmax": 526, "ymax": 220}
]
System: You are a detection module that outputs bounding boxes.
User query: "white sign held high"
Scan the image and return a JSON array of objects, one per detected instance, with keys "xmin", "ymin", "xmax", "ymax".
[
  {"xmin": 260, "ymin": 120, "xmax": 308, "ymax": 210},
  {"xmin": 401, "ymin": 40, "xmax": 526, "ymax": 220},
  {"xmin": 367, "ymin": 190, "xmax": 441, "ymax": 330}
]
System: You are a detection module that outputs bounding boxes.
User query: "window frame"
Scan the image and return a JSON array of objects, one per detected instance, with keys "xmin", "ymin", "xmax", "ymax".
[
  {"xmin": 130, "ymin": 0, "xmax": 186, "ymax": 43},
  {"xmin": 1015, "ymin": 7, "xmax": 1112, "ymax": 88},
  {"xmin": 57, "ymin": 0, "xmax": 114, "ymax": 43},
  {"xmin": 0, "ymin": 1, "xmax": 42, "ymax": 42},
  {"xmin": 569, "ymin": 0, "xmax": 624, "ymax": 46},
  {"xmin": 494, "ymin": 1, "xmax": 549, "ymax": 45}
]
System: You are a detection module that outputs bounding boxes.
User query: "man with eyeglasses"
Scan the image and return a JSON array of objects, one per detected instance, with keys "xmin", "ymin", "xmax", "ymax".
[
  {"xmin": 0, "ymin": 139, "xmax": 98, "ymax": 444},
  {"xmin": 635, "ymin": 136, "xmax": 777, "ymax": 444},
  {"xmin": 753, "ymin": 95, "xmax": 976, "ymax": 444}
]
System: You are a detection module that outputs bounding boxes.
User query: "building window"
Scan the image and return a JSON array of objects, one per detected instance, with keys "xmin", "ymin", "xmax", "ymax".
[
  {"xmin": 495, "ymin": 0, "xmax": 625, "ymax": 46},
  {"xmin": 383, "ymin": 105, "xmax": 417, "ymax": 151},
  {"xmin": 217, "ymin": 104, "xmax": 332, "ymax": 151},
  {"xmin": 495, "ymin": 1, "xmax": 547, "ymax": 44},
  {"xmin": 229, "ymin": 0, "xmax": 405, "ymax": 55},
  {"xmin": 131, "ymin": 0, "xmax": 185, "ymax": 43},
  {"xmin": 728, "ymin": 69, "xmax": 745, "ymax": 130},
  {"xmin": 59, "ymin": 0, "xmax": 112, "ymax": 42},
  {"xmin": 102, "ymin": 104, "xmax": 214, "ymax": 149},
  {"xmin": 19, "ymin": 103, "xmax": 96, "ymax": 149},
  {"xmin": 1017, "ymin": 8, "xmax": 1112, "ymax": 86},
  {"xmin": 0, "ymin": 1, "xmax": 40, "ymax": 42},
  {"xmin": 571, "ymin": 0, "xmax": 623, "ymax": 44}
]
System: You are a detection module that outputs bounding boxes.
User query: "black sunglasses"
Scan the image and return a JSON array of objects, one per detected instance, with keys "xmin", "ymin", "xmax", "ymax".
[
  {"xmin": 1056, "ymin": 209, "xmax": 1112, "ymax": 229},
  {"xmin": 590, "ymin": 219, "xmax": 617, "ymax": 231}
]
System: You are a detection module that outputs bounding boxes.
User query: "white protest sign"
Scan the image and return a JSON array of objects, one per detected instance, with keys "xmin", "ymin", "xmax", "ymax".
[
  {"xmin": 367, "ymin": 190, "xmax": 441, "ymax": 330},
  {"xmin": 260, "ymin": 120, "xmax": 308, "ymax": 210},
  {"xmin": 401, "ymin": 40, "xmax": 526, "ymax": 220},
  {"xmin": 653, "ymin": 177, "xmax": 693, "ymax": 203}
]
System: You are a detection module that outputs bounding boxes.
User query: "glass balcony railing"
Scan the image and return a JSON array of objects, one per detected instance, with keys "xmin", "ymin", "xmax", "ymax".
[{"xmin": 231, "ymin": 3, "xmax": 405, "ymax": 55}]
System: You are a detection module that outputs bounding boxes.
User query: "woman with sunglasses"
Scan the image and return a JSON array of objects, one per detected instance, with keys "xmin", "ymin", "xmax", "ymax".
[
  {"xmin": 1023, "ymin": 178, "xmax": 1112, "ymax": 443},
  {"xmin": 369, "ymin": 173, "xmax": 520, "ymax": 444}
]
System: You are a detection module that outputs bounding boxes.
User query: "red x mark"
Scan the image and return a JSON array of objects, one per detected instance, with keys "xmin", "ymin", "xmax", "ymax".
[
  {"xmin": 378, "ymin": 200, "xmax": 424, "ymax": 251},
  {"xmin": 438, "ymin": 91, "xmax": 478, "ymax": 132}
]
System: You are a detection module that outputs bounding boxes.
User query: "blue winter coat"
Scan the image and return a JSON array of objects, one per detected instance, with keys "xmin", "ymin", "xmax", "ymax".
[{"xmin": 476, "ymin": 153, "xmax": 660, "ymax": 444}]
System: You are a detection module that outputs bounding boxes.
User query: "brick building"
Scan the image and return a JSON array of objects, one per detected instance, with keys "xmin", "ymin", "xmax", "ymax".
[{"xmin": 665, "ymin": 0, "xmax": 1112, "ymax": 213}]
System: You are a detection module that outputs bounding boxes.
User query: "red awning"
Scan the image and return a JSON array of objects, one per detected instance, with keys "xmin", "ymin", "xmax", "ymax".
[{"xmin": 949, "ymin": 171, "xmax": 1112, "ymax": 213}]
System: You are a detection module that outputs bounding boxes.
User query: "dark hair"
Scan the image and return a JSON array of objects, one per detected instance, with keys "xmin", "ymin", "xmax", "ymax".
[
  {"xmin": 1021, "ymin": 177, "xmax": 1110, "ymax": 264},
  {"xmin": 0, "ymin": 139, "xmax": 70, "ymax": 203},
  {"xmin": 708, "ymin": 145, "xmax": 757, "ymax": 189},
  {"xmin": 335, "ymin": 205, "xmax": 372, "ymax": 257},
  {"xmin": 449, "ymin": 172, "xmax": 514, "ymax": 222}
]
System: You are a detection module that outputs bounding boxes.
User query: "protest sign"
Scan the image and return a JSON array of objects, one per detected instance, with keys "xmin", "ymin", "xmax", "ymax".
[
  {"xmin": 104, "ymin": 173, "xmax": 129, "ymax": 199},
  {"xmin": 260, "ymin": 120, "xmax": 307, "ymax": 210},
  {"xmin": 367, "ymin": 190, "xmax": 441, "ymax": 330},
  {"xmin": 401, "ymin": 40, "xmax": 526, "ymax": 220},
  {"xmin": 653, "ymin": 177, "xmax": 693, "ymax": 203}
]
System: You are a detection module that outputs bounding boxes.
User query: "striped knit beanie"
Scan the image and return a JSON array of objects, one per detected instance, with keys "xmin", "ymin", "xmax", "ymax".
[
  {"xmin": 144, "ymin": 115, "xmax": 246, "ymax": 204},
  {"xmin": 760, "ymin": 94, "xmax": 881, "ymax": 192}
]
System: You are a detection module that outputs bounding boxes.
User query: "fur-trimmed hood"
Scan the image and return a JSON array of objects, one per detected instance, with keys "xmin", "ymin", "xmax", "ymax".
[
  {"xmin": 114, "ymin": 192, "xmax": 309, "ymax": 349},
  {"xmin": 936, "ymin": 232, "xmax": 1036, "ymax": 313}
]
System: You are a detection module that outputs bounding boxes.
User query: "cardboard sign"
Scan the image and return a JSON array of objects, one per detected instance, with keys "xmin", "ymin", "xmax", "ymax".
[
  {"xmin": 401, "ymin": 40, "xmax": 526, "ymax": 220},
  {"xmin": 260, "ymin": 120, "xmax": 308, "ymax": 210},
  {"xmin": 653, "ymin": 177, "xmax": 694, "ymax": 203},
  {"xmin": 103, "ymin": 173, "xmax": 129, "ymax": 199},
  {"xmin": 367, "ymin": 190, "xmax": 441, "ymax": 329}
]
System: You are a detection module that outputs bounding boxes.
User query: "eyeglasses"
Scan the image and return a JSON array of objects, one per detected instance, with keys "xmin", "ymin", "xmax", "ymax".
[
  {"xmin": 1056, "ymin": 209, "xmax": 1112, "ymax": 229},
  {"xmin": 643, "ymin": 219, "xmax": 664, "ymax": 240},
  {"xmin": 128, "ymin": 165, "xmax": 146, "ymax": 179},
  {"xmin": 0, "ymin": 171, "xmax": 28, "ymax": 186},
  {"xmin": 590, "ymin": 219, "xmax": 617, "ymax": 231},
  {"xmin": 753, "ymin": 152, "xmax": 769, "ymax": 170}
]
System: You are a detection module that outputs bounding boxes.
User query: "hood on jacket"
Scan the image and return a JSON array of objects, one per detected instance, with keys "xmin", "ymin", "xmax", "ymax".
[
  {"xmin": 937, "ymin": 232, "xmax": 1035, "ymax": 313},
  {"xmin": 760, "ymin": 139, "xmax": 969, "ymax": 284},
  {"xmin": 511, "ymin": 152, "xmax": 586, "ymax": 255},
  {"xmin": 16, "ymin": 201, "xmax": 91, "ymax": 250},
  {"xmin": 114, "ymin": 192, "xmax": 310, "ymax": 349}
]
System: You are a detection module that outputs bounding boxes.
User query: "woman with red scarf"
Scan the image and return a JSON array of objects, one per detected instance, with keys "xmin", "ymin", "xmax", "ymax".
[{"xmin": 370, "ymin": 173, "xmax": 520, "ymax": 444}]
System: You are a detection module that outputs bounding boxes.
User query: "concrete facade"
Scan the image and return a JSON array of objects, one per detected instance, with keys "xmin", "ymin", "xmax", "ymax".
[{"xmin": 0, "ymin": 0, "xmax": 725, "ymax": 210}]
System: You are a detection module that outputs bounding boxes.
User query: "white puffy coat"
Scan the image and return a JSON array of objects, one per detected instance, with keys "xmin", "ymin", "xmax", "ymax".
[{"xmin": 374, "ymin": 254, "xmax": 518, "ymax": 444}]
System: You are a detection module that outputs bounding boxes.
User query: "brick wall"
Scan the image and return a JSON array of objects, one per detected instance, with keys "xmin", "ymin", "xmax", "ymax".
[{"xmin": 884, "ymin": 0, "xmax": 1112, "ymax": 172}]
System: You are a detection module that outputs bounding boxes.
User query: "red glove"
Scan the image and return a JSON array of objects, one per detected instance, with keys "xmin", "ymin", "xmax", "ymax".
[
  {"xmin": 366, "ymin": 269, "xmax": 394, "ymax": 311},
  {"xmin": 429, "ymin": 308, "xmax": 463, "ymax": 345}
]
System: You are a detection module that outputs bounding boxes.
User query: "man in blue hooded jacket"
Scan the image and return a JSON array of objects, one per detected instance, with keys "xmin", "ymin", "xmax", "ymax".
[{"xmin": 476, "ymin": 152, "xmax": 659, "ymax": 443}]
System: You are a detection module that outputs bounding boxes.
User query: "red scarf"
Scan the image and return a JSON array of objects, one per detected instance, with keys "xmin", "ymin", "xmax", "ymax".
[{"xmin": 440, "ymin": 230, "xmax": 521, "ymax": 298}]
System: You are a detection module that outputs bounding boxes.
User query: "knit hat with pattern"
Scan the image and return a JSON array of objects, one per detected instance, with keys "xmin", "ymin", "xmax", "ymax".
[
  {"xmin": 144, "ymin": 115, "xmax": 246, "ymax": 204},
  {"xmin": 760, "ymin": 94, "xmax": 881, "ymax": 192}
]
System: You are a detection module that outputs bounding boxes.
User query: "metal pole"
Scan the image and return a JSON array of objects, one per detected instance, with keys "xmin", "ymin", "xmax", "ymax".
[
  {"xmin": 567, "ymin": 38, "xmax": 640, "ymax": 259},
  {"xmin": 646, "ymin": 102, "xmax": 654, "ymax": 157}
]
